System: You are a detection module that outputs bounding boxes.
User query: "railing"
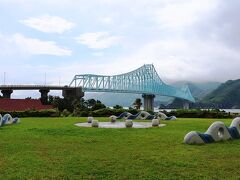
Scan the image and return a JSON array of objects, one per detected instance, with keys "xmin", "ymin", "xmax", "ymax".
[{"xmin": 0, "ymin": 85, "xmax": 78, "ymax": 90}]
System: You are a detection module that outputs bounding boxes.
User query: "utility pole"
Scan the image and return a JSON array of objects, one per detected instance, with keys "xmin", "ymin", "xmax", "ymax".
[
  {"xmin": 44, "ymin": 72, "xmax": 46, "ymax": 85},
  {"xmin": 3, "ymin": 72, "xmax": 6, "ymax": 85}
]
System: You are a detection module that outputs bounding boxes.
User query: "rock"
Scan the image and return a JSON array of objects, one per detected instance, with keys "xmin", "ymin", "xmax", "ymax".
[
  {"xmin": 152, "ymin": 119, "xmax": 160, "ymax": 127},
  {"xmin": 109, "ymin": 115, "xmax": 117, "ymax": 123},
  {"xmin": 184, "ymin": 131, "xmax": 205, "ymax": 144},
  {"xmin": 92, "ymin": 120, "xmax": 99, "ymax": 128},
  {"xmin": 87, "ymin": 117, "xmax": 94, "ymax": 123},
  {"xmin": 125, "ymin": 120, "xmax": 133, "ymax": 128},
  {"xmin": 205, "ymin": 121, "xmax": 231, "ymax": 141}
]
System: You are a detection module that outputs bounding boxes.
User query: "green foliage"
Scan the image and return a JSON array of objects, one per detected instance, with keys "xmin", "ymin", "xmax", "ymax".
[
  {"xmin": 51, "ymin": 96, "xmax": 74, "ymax": 112},
  {"xmin": 92, "ymin": 108, "xmax": 113, "ymax": 117},
  {"xmin": 128, "ymin": 108, "xmax": 139, "ymax": 115},
  {"xmin": 0, "ymin": 109, "xmax": 60, "ymax": 117},
  {"xmin": 47, "ymin": 96, "xmax": 108, "ymax": 116},
  {"xmin": 62, "ymin": 109, "xmax": 71, "ymax": 117},
  {"xmin": 113, "ymin": 104, "xmax": 123, "ymax": 109},
  {"xmin": 163, "ymin": 109, "xmax": 234, "ymax": 119},
  {"xmin": 85, "ymin": 99, "xmax": 97, "ymax": 109},
  {"xmin": 133, "ymin": 98, "xmax": 142, "ymax": 109},
  {"xmin": 91, "ymin": 101, "xmax": 106, "ymax": 111}
]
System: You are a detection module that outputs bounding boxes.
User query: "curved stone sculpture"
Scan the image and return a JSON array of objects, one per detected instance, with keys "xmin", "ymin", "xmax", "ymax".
[
  {"xmin": 205, "ymin": 122, "xmax": 231, "ymax": 142},
  {"xmin": 125, "ymin": 120, "xmax": 133, "ymax": 128},
  {"xmin": 165, "ymin": 116, "xmax": 177, "ymax": 120},
  {"xmin": 116, "ymin": 112, "xmax": 133, "ymax": 119},
  {"xmin": 0, "ymin": 114, "xmax": 20, "ymax": 127},
  {"xmin": 87, "ymin": 117, "xmax": 94, "ymax": 123},
  {"xmin": 152, "ymin": 119, "xmax": 160, "ymax": 127},
  {"xmin": 184, "ymin": 131, "xmax": 205, "ymax": 144},
  {"xmin": 109, "ymin": 115, "xmax": 117, "ymax": 123},
  {"xmin": 114, "ymin": 111, "xmax": 155, "ymax": 120},
  {"xmin": 184, "ymin": 118, "xmax": 240, "ymax": 145},
  {"xmin": 158, "ymin": 112, "xmax": 168, "ymax": 120},
  {"xmin": 127, "ymin": 112, "xmax": 141, "ymax": 120},
  {"xmin": 137, "ymin": 111, "xmax": 150, "ymax": 120},
  {"xmin": 92, "ymin": 120, "xmax": 99, "ymax": 128},
  {"xmin": 0, "ymin": 114, "xmax": 2, "ymax": 127},
  {"xmin": 228, "ymin": 117, "xmax": 240, "ymax": 139},
  {"xmin": 2, "ymin": 114, "xmax": 13, "ymax": 125},
  {"xmin": 157, "ymin": 112, "xmax": 176, "ymax": 121},
  {"xmin": 12, "ymin": 117, "xmax": 20, "ymax": 124}
]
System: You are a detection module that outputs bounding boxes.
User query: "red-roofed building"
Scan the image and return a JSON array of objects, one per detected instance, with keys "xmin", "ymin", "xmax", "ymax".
[{"xmin": 0, "ymin": 99, "xmax": 53, "ymax": 112}]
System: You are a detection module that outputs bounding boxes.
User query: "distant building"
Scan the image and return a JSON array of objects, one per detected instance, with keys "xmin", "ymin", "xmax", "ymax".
[{"xmin": 0, "ymin": 99, "xmax": 53, "ymax": 112}]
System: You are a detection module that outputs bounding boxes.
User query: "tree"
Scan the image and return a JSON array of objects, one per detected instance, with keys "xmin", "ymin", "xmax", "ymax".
[
  {"xmin": 51, "ymin": 96, "xmax": 74, "ymax": 112},
  {"xmin": 72, "ymin": 99, "xmax": 83, "ymax": 116},
  {"xmin": 86, "ymin": 99, "xmax": 97, "ymax": 109},
  {"xmin": 133, "ymin": 98, "xmax": 142, "ymax": 109},
  {"xmin": 91, "ymin": 100, "xmax": 106, "ymax": 110},
  {"xmin": 113, "ymin": 105, "xmax": 123, "ymax": 109}
]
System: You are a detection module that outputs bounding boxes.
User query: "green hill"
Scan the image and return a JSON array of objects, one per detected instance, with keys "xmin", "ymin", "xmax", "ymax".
[
  {"xmin": 171, "ymin": 81, "xmax": 220, "ymax": 100},
  {"xmin": 201, "ymin": 79, "xmax": 240, "ymax": 108}
]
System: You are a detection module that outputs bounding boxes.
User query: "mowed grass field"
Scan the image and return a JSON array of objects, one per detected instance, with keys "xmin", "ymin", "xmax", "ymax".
[{"xmin": 0, "ymin": 117, "xmax": 240, "ymax": 179}]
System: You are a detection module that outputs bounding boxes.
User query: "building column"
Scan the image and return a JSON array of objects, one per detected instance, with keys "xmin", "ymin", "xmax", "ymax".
[
  {"xmin": 183, "ymin": 101, "xmax": 189, "ymax": 109},
  {"xmin": 1, "ymin": 89, "xmax": 13, "ymax": 98},
  {"xmin": 142, "ymin": 94, "xmax": 155, "ymax": 111},
  {"xmin": 39, "ymin": 89, "xmax": 50, "ymax": 104},
  {"xmin": 62, "ymin": 87, "xmax": 84, "ymax": 100}
]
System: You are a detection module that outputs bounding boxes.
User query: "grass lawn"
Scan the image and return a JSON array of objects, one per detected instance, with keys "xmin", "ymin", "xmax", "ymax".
[{"xmin": 0, "ymin": 117, "xmax": 240, "ymax": 179}]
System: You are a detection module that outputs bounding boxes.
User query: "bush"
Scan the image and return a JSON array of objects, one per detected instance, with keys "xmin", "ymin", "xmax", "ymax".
[
  {"xmin": 0, "ymin": 109, "xmax": 60, "ymax": 117},
  {"xmin": 128, "ymin": 109, "xmax": 139, "ymax": 115},
  {"xmin": 113, "ymin": 105, "xmax": 123, "ymax": 109},
  {"xmin": 62, "ymin": 109, "xmax": 71, "ymax": 117},
  {"xmin": 79, "ymin": 111, "xmax": 90, "ymax": 117},
  {"xmin": 164, "ymin": 109, "xmax": 234, "ymax": 119},
  {"xmin": 92, "ymin": 108, "xmax": 113, "ymax": 117}
]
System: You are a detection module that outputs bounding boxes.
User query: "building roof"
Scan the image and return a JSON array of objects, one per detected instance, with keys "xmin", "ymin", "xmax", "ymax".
[{"xmin": 0, "ymin": 99, "xmax": 53, "ymax": 112}]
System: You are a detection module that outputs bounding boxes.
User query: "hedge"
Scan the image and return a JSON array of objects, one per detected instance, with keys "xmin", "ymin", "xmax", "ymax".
[{"xmin": 0, "ymin": 109, "xmax": 60, "ymax": 117}]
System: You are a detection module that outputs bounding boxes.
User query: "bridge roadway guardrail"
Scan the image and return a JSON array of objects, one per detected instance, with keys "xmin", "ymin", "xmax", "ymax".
[{"xmin": 0, "ymin": 85, "xmax": 78, "ymax": 90}]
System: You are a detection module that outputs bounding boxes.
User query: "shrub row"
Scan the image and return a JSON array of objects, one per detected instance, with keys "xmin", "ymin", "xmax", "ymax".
[
  {"xmin": 0, "ymin": 108, "xmax": 237, "ymax": 118},
  {"xmin": 164, "ymin": 109, "xmax": 235, "ymax": 119},
  {"xmin": 0, "ymin": 109, "xmax": 60, "ymax": 117}
]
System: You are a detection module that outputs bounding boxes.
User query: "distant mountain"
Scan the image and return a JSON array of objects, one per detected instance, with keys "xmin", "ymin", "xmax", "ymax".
[
  {"xmin": 171, "ymin": 81, "xmax": 220, "ymax": 100},
  {"xmin": 201, "ymin": 79, "xmax": 240, "ymax": 108}
]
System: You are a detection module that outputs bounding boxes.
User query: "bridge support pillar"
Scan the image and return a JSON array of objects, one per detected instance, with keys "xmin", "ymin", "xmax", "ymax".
[
  {"xmin": 62, "ymin": 87, "xmax": 84, "ymax": 100},
  {"xmin": 142, "ymin": 94, "xmax": 155, "ymax": 111},
  {"xmin": 39, "ymin": 89, "xmax": 50, "ymax": 104},
  {"xmin": 183, "ymin": 101, "xmax": 189, "ymax": 109},
  {"xmin": 1, "ymin": 89, "xmax": 13, "ymax": 98}
]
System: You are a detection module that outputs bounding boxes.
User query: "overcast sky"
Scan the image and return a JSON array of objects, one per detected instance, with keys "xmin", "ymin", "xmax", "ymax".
[{"xmin": 0, "ymin": 0, "xmax": 240, "ymax": 97}]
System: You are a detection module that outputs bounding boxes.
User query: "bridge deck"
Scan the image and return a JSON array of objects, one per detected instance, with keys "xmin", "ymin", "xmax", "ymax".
[{"xmin": 0, "ymin": 85, "xmax": 77, "ymax": 90}]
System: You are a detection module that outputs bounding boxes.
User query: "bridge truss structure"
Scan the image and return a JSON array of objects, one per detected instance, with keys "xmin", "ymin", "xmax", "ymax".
[{"xmin": 69, "ymin": 64, "xmax": 195, "ymax": 102}]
